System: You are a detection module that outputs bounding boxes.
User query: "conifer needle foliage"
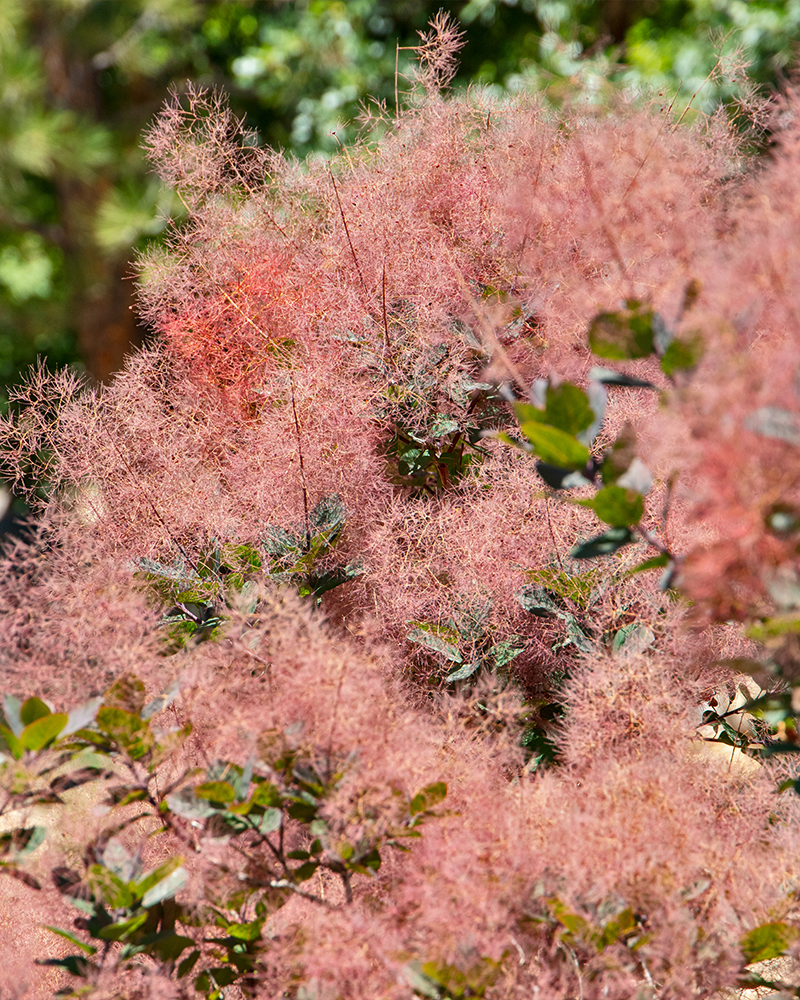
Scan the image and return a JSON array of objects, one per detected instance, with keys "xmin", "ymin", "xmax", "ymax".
[{"xmin": 3, "ymin": 18, "xmax": 800, "ymax": 1000}]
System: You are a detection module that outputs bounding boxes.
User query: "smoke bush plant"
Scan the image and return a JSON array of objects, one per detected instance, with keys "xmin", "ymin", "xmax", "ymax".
[{"xmin": 3, "ymin": 17, "xmax": 800, "ymax": 998}]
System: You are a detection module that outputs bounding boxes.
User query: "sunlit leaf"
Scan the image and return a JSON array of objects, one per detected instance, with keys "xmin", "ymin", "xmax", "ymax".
[
  {"xmin": 445, "ymin": 661, "xmax": 481, "ymax": 682},
  {"xmin": 20, "ymin": 697, "xmax": 51, "ymax": 727},
  {"xmin": 141, "ymin": 865, "xmax": 188, "ymax": 908},
  {"xmin": 741, "ymin": 922, "xmax": 799, "ymax": 964},
  {"xmin": 518, "ymin": 422, "xmax": 590, "ymax": 469},
  {"xmin": 578, "ymin": 485, "xmax": 644, "ymax": 528},
  {"xmin": 20, "ymin": 713, "xmax": 68, "ymax": 751},
  {"xmin": 660, "ymin": 332, "xmax": 704, "ymax": 376},
  {"xmin": 195, "ymin": 781, "xmax": 236, "ymax": 803},
  {"xmin": 43, "ymin": 926, "xmax": 97, "ymax": 955},
  {"xmin": 407, "ymin": 627, "xmax": 462, "ymax": 663},
  {"xmin": 588, "ymin": 301, "xmax": 662, "ymax": 360}
]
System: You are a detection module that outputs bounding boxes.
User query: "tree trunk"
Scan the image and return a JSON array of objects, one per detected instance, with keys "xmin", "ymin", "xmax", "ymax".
[{"xmin": 32, "ymin": 6, "xmax": 143, "ymax": 382}]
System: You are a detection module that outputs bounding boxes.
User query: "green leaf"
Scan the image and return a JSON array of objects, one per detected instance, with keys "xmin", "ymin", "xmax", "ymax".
[
  {"xmin": 249, "ymin": 782, "xmax": 282, "ymax": 808},
  {"xmin": 660, "ymin": 332, "xmax": 704, "ymax": 376},
  {"xmin": 579, "ymin": 486, "xmax": 644, "ymax": 528},
  {"xmin": 254, "ymin": 807, "xmax": 282, "ymax": 834},
  {"xmin": 741, "ymin": 922, "xmax": 799, "ymax": 964},
  {"xmin": 20, "ymin": 697, "xmax": 52, "ymax": 727},
  {"xmin": 166, "ymin": 787, "xmax": 219, "ymax": 820},
  {"xmin": 103, "ymin": 675, "xmax": 146, "ymax": 715},
  {"xmin": 571, "ymin": 527, "xmax": 635, "ymax": 559},
  {"xmin": 410, "ymin": 782, "xmax": 447, "ymax": 815},
  {"xmin": 88, "ymin": 865, "xmax": 134, "ymax": 909},
  {"xmin": 746, "ymin": 616, "xmax": 800, "ymax": 642},
  {"xmin": 62, "ymin": 696, "xmax": 103, "ymax": 736},
  {"xmin": 407, "ymin": 627, "xmax": 462, "ymax": 663},
  {"xmin": 446, "ymin": 661, "xmax": 481, "ymax": 682},
  {"xmin": 2, "ymin": 695, "xmax": 23, "ymax": 737},
  {"xmin": 554, "ymin": 617, "xmax": 596, "ymax": 654},
  {"xmin": 293, "ymin": 861, "xmax": 319, "ymax": 882},
  {"xmin": 625, "ymin": 554, "xmax": 670, "ymax": 576},
  {"xmin": 43, "ymin": 926, "xmax": 98, "ymax": 955},
  {"xmin": 601, "ymin": 422, "xmax": 637, "ymax": 486},
  {"xmin": 488, "ymin": 638, "xmax": 525, "ymax": 669},
  {"xmin": 0, "ymin": 724, "xmax": 23, "ymax": 759},
  {"xmin": 96, "ymin": 707, "xmax": 153, "ymax": 760},
  {"xmin": 403, "ymin": 961, "xmax": 442, "ymax": 998},
  {"xmin": 104, "ymin": 786, "xmax": 149, "ymax": 808},
  {"xmin": 309, "ymin": 493, "xmax": 346, "ymax": 535},
  {"xmin": 0, "ymin": 826, "xmax": 46, "ymax": 857},
  {"xmin": 228, "ymin": 920, "xmax": 263, "ymax": 942},
  {"xmin": 349, "ymin": 846, "xmax": 381, "ymax": 873},
  {"xmin": 150, "ymin": 934, "xmax": 195, "ymax": 962},
  {"xmin": 97, "ymin": 910, "xmax": 150, "ymax": 941},
  {"xmin": 544, "ymin": 383, "xmax": 594, "ymax": 436},
  {"xmin": 588, "ymin": 301, "xmax": 662, "ymax": 359},
  {"xmin": 196, "ymin": 968, "xmax": 238, "ymax": 992},
  {"xmin": 195, "ymin": 781, "xmax": 236, "ymax": 803},
  {"xmin": 35, "ymin": 955, "xmax": 97, "ymax": 977},
  {"xmin": 133, "ymin": 857, "xmax": 182, "ymax": 899},
  {"xmin": 516, "ymin": 586, "xmax": 567, "ymax": 618},
  {"xmin": 20, "ymin": 713, "xmax": 68, "ymax": 751},
  {"xmin": 141, "ymin": 866, "xmax": 188, "ymax": 908},
  {"xmin": 178, "ymin": 949, "xmax": 200, "ymax": 978},
  {"xmin": 518, "ymin": 422, "xmax": 590, "ymax": 469},
  {"xmin": 713, "ymin": 657, "xmax": 769, "ymax": 677},
  {"xmin": 611, "ymin": 623, "xmax": 655, "ymax": 654}
]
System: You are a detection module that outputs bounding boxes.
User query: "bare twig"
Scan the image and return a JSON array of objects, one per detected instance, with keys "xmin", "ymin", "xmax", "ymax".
[
  {"xmin": 289, "ymin": 376, "xmax": 311, "ymax": 549},
  {"xmin": 329, "ymin": 167, "xmax": 369, "ymax": 302},
  {"xmin": 612, "ymin": 85, "xmax": 681, "ymax": 220},
  {"xmin": 545, "ymin": 498, "xmax": 564, "ymax": 573},
  {"xmin": 381, "ymin": 258, "xmax": 390, "ymax": 360}
]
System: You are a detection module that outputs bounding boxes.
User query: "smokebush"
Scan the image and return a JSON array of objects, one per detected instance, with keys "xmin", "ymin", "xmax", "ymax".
[{"xmin": 3, "ymin": 17, "xmax": 800, "ymax": 1000}]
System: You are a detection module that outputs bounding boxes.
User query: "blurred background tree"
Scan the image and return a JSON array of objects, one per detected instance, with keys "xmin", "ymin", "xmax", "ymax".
[{"xmin": 0, "ymin": 0, "xmax": 798, "ymax": 409}]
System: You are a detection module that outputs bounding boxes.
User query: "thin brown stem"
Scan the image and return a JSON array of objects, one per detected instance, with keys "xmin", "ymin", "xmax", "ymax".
[
  {"xmin": 289, "ymin": 376, "xmax": 311, "ymax": 549},
  {"xmin": 575, "ymin": 139, "xmax": 631, "ymax": 291},
  {"xmin": 329, "ymin": 167, "xmax": 368, "ymax": 302},
  {"xmin": 104, "ymin": 428, "xmax": 201, "ymax": 577},
  {"xmin": 612, "ymin": 85, "xmax": 680, "ymax": 220},
  {"xmin": 381, "ymin": 258, "xmax": 389, "ymax": 360},
  {"xmin": 545, "ymin": 498, "xmax": 564, "ymax": 572}
]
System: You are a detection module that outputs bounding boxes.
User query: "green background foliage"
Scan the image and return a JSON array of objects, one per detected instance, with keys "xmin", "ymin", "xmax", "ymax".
[{"xmin": 0, "ymin": 0, "xmax": 798, "ymax": 413}]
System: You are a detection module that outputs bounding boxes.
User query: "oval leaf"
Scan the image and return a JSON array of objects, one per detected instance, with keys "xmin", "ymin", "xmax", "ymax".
[
  {"xmin": 2, "ymin": 695, "xmax": 23, "ymax": 738},
  {"xmin": 407, "ymin": 628, "xmax": 462, "ymax": 663},
  {"xmin": 446, "ymin": 661, "xmax": 481, "ymax": 683},
  {"xmin": 543, "ymin": 383, "xmax": 593, "ymax": 436},
  {"xmin": 580, "ymin": 486, "xmax": 644, "ymax": 528},
  {"xmin": 256, "ymin": 807, "xmax": 283, "ymax": 834},
  {"xmin": 20, "ymin": 698, "xmax": 52, "ymax": 727},
  {"xmin": 516, "ymin": 586, "xmax": 567, "ymax": 618},
  {"xmin": 660, "ymin": 332, "xmax": 704, "ymax": 376},
  {"xmin": 195, "ymin": 781, "xmax": 236, "ymax": 803},
  {"xmin": 588, "ymin": 302, "xmax": 658, "ymax": 360},
  {"xmin": 741, "ymin": 922, "xmax": 799, "ymax": 964},
  {"xmin": 571, "ymin": 527, "xmax": 635, "ymax": 559},
  {"xmin": 518, "ymin": 422, "xmax": 590, "ymax": 469},
  {"xmin": 20, "ymin": 713, "xmax": 68, "ymax": 752},
  {"xmin": 141, "ymin": 866, "xmax": 189, "ymax": 908}
]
